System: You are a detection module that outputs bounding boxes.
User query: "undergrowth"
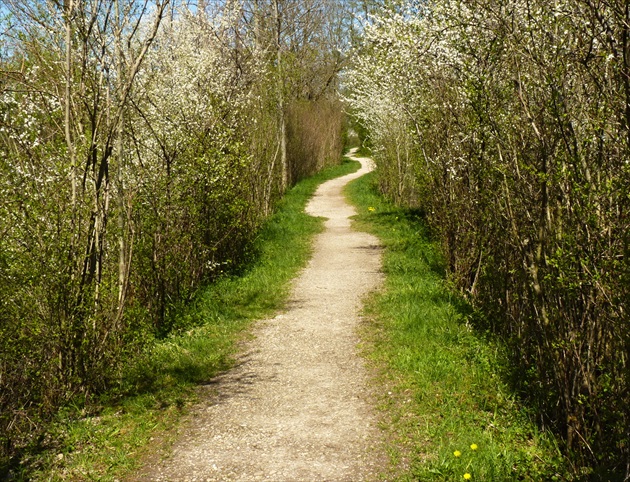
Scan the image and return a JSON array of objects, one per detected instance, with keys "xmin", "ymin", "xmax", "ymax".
[
  {"xmin": 10, "ymin": 158, "xmax": 360, "ymax": 482},
  {"xmin": 346, "ymin": 172, "xmax": 570, "ymax": 481}
]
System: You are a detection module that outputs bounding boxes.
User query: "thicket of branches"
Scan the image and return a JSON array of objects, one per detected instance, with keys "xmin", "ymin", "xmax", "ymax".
[
  {"xmin": 346, "ymin": 0, "xmax": 629, "ymax": 477},
  {"xmin": 0, "ymin": 0, "xmax": 345, "ymax": 461}
]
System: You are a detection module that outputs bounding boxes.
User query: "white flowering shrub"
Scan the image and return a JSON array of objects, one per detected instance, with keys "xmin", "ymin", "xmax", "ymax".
[
  {"xmin": 346, "ymin": 0, "xmax": 630, "ymax": 476},
  {"xmin": 0, "ymin": 0, "xmax": 346, "ymax": 462},
  {"xmin": 127, "ymin": 9, "xmax": 261, "ymax": 333}
]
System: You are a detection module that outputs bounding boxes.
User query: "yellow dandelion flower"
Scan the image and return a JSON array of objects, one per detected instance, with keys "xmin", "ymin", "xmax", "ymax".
[
  {"xmin": 463, "ymin": 473, "xmax": 472, "ymax": 480},
  {"xmin": 470, "ymin": 443, "xmax": 478, "ymax": 451},
  {"xmin": 368, "ymin": 206, "xmax": 376, "ymax": 212},
  {"xmin": 453, "ymin": 450, "xmax": 462, "ymax": 457}
]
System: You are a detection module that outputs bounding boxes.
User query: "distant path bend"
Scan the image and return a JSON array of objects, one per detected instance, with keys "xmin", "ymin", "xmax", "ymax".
[{"xmin": 136, "ymin": 151, "xmax": 385, "ymax": 481}]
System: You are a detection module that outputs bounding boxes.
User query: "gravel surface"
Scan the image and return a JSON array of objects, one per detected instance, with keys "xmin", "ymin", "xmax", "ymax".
[{"xmin": 132, "ymin": 153, "xmax": 386, "ymax": 482}]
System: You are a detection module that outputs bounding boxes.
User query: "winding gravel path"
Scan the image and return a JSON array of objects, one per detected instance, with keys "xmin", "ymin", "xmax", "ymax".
[{"xmin": 134, "ymin": 153, "xmax": 385, "ymax": 481}]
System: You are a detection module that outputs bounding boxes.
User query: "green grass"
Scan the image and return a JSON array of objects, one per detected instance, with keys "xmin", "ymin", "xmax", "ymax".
[
  {"xmin": 16, "ymin": 158, "xmax": 361, "ymax": 482},
  {"xmin": 346, "ymin": 172, "xmax": 570, "ymax": 481}
]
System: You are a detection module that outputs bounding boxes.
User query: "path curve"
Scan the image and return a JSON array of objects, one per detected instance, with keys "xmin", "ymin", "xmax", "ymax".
[{"xmin": 134, "ymin": 153, "xmax": 385, "ymax": 481}]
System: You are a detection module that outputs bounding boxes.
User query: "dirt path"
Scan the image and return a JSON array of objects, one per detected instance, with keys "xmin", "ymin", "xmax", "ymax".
[{"xmin": 134, "ymin": 153, "xmax": 385, "ymax": 481}]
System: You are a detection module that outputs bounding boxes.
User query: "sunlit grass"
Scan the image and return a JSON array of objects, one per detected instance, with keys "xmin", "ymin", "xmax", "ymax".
[
  {"xmin": 346, "ymin": 172, "xmax": 569, "ymax": 481},
  {"xmin": 17, "ymin": 158, "xmax": 361, "ymax": 481}
]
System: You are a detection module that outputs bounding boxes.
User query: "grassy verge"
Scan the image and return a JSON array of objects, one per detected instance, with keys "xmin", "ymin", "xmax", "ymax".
[
  {"xmin": 17, "ymin": 158, "xmax": 360, "ymax": 482},
  {"xmin": 346, "ymin": 172, "xmax": 569, "ymax": 481}
]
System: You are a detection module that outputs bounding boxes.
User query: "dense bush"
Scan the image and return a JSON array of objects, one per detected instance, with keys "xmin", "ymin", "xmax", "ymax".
[
  {"xmin": 0, "ymin": 0, "xmax": 344, "ymax": 465},
  {"xmin": 346, "ymin": 0, "xmax": 630, "ymax": 477},
  {"xmin": 287, "ymin": 98, "xmax": 345, "ymax": 182}
]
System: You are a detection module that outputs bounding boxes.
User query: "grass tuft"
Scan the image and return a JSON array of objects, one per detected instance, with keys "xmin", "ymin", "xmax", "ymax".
[
  {"xmin": 346, "ymin": 171, "xmax": 569, "ymax": 481},
  {"xmin": 14, "ymin": 158, "xmax": 360, "ymax": 482}
]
